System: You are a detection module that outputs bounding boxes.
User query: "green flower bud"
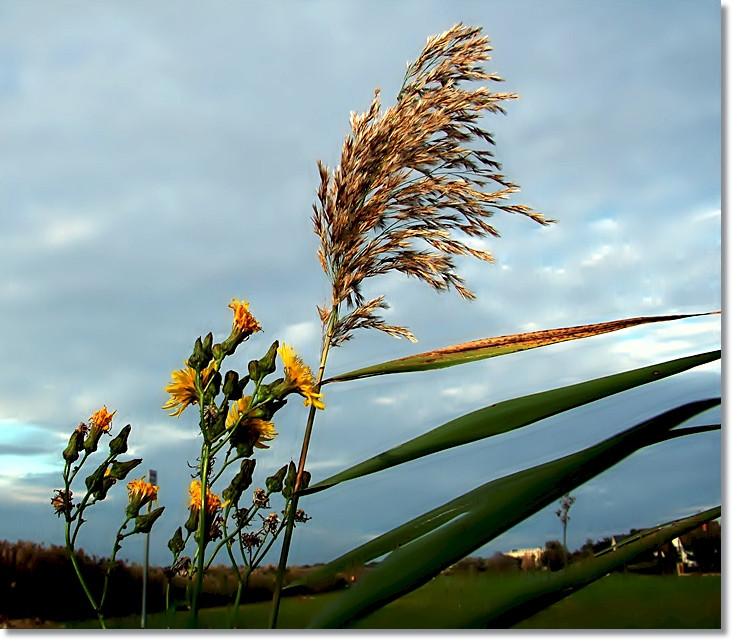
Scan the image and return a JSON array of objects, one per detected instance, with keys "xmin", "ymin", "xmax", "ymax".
[
  {"xmin": 222, "ymin": 459, "xmax": 256, "ymax": 505},
  {"xmin": 247, "ymin": 359, "xmax": 259, "ymax": 380},
  {"xmin": 85, "ymin": 462, "xmax": 110, "ymax": 494},
  {"xmin": 202, "ymin": 371, "xmax": 222, "ymax": 406},
  {"xmin": 282, "ymin": 462, "xmax": 297, "ymax": 499},
  {"xmin": 184, "ymin": 505, "xmax": 199, "ymax": 533},
  {"xmin": 168, "ymin": 526, "xmax": 185, "ymax": 555},
  {"xmin": 63, "ymin": 424, "xmax": 87, "ymax": 463},
  {"xmin": 202, "ymin": 332, "xmax": 213, "ymax": 356},
  {"xmin": 83, "ymin": 424, "xmax": 105, "ymax": 454},
  {"xmin": 188, "ymin": 333, "xmax": 214, "ymax": 372},
  {"xmin": 109, "ymin": 425, "xmax": 132, "ymax": 456},
  {"xmin": 266, "ymin": 465, "xmax": 288, "ymax": 494},
  {"xmin": 259, "ymin": 341, "xmax": 279, "ymax": 377},
  {"xmin": 107, "ymin": 458, "xmax": 143, "ymax": 481},
  {"xmin": 222, "ymin": 371, "xmax": 240, "ymax": 399},
  {"xmin": 133, "ymin": 506, "xmax": 165, "ymax": 534}
]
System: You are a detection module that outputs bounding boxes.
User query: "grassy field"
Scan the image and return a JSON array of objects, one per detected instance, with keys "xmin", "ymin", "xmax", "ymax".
[{"xmin": 65, "ymin": 571, "xmax": 721, "ymax": 630}]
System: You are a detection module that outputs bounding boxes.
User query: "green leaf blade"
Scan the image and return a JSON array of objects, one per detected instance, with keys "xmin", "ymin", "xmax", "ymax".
[
  {"xmin": 306, "ymin": 399, "xmax": 720, "ymax": 628},
  {"xmin": 304, "ymin": 351, "xmax": 720, "ymax": 495},
  {"xmin": 462, "ymin": 506, "xmax": 721, "ymax": 628}
]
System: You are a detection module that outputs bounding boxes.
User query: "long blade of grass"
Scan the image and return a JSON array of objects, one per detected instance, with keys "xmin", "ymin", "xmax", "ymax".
[
  {"xmin": 457, "ymin": 506, "xmax": 721, "ymax": 629},
  {"xmin": 303, "ymin": 351, "xmax": 720, "ymax": 495},
  {"xmin": 304, "ymin": 399, "xmax": 719, "ymax": 628},
  {"xmin": 324, "ymin": 312, "xmax": 719, "ymax": 383},
  {"xmin": 295, "ymin": 420, "xmax": 720, "ymax": 597}
]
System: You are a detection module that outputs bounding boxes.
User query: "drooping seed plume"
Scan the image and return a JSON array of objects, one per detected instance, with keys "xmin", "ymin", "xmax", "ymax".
[{"xmin": 312, "ymin": 23, "xmax": 554, "ymax": 346}]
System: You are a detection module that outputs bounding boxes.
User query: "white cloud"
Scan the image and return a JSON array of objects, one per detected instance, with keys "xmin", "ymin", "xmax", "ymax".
[
  {"xmin": 280, "ymin": 321, "xmax": 320, "ymax": 350},
  {"xmin": 692, "ymin": 208, "xmax": 721, "ymax": 223},
  {"xmin": 41, "ymin": 215, "xmax": 99, "ymax": 248}
]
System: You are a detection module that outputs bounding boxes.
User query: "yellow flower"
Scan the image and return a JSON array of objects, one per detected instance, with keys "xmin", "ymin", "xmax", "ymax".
[
  {"xmin": 277, "ymin": 343, "xmax": 325, "ymax": 410},
  {"xmin": 188, "ymin": 479, "xmax": 224, "ymax": 514},
  {"xmin": 229, "ymin": 298, "xmax": 262, "ymax": 336},
  {"xmin": 128, "ymin": 476, "xmax": 158, "ymax": 504},
  {"xmin": 186, "ymin": 480, "xmax": 226, "ymax": 540},
  {"xmin": 163, "ymin": 363, "xmax": 214, "ymax": 417},
  {"xmin": 226, "ymin": 396, "xmax": 277, "ymax": 449},
  {"xmin": 89, "ymin": 406, "xmax": 116, "ymax": 432},
  {"xmin": 126, "ymin": 476, "xmax": 159, "ymax": 517}
]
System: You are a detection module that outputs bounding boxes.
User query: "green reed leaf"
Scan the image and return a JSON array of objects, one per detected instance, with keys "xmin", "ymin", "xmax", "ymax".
[
  {"xmin": 458, "ymin": 506, "xmax": 720, "ymax": 628},
  {"xmin": 303, "ymin": 351, "xmax": 720, "ymax": 495},
  {"xmin": 303, "ymin": 399, "xmax": 719, "ymax": 628}
]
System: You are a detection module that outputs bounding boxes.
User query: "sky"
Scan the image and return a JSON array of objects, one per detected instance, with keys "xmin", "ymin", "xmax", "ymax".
[{"xmin": 0, "ymin": 1, "xmax": 722, "ymax": 571}]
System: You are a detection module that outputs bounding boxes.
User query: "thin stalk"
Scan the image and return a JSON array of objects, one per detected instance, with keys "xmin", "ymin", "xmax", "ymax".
[
  {"xmin": 98, "ymin": 519, "xmax": 132, "ymax": 615},
  {"xmin": 65, "ymin": 519, "xmax": 105, "ymax": 628},
  {"xmin": 269, "ymin": 309, "xmax": 338, "ymax": 628},
  {"xmin": 225, "ymin": 537, "xmax": 244, "ymax": 629},
  {"xmin": 189, "ymin": 442, "xmax": 212, "ymax": 628},
  {"xmin": 165, "ymin": 581, "xmax": 171, "ymax": 629}
]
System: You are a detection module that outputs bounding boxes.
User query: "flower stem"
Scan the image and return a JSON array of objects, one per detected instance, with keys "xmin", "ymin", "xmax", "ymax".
[
  {"xmin": 189, "ymin": 442, "xmax": 212, "ymax": 628},
  {"xmin": 268, "ymin": 309, "xmax": 337, "ymax": 628},
  {"xmin": 65, "ymin": 519, "xmax": 106, "ymax": 628}
]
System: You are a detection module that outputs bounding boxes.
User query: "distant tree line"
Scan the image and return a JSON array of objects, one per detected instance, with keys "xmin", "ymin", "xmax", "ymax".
[
  {"xmin": 0, "ymin": 540, "xmax": 312, "ymax": 622},
  {"xmin": 1, "ymin": 521, "xmax": 720, "ymax": 621}
]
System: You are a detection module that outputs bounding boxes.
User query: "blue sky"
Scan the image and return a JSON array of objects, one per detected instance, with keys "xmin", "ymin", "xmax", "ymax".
[{"xmin": 0, "ymin": 1, "xmax": 721, "ymax": 570}]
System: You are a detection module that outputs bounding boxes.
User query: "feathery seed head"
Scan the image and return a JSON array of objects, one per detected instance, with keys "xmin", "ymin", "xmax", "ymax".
[{"xmin": 312, "ymin": 24, "xmax": 553, "ymax": 346}]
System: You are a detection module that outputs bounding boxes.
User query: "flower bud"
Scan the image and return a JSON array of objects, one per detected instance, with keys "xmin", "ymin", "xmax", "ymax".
[
  {"xmin": 222, "ymin": 459, "xmax": 256, "ymax": 505},
  {"xmin": 188, "ymin": 333, "xmax": 214, "ymax": 372},
  {"xmin": 63, "ymin": 424, "xmax": 87, "ymax": 462},
  {"xmin": 168, "ymin": 526, "xmax": 185, "ymax": 555},
  {"xmin": 83, "ymin": 425, "xmax": 104, "ymax": 455},
  {"xmin": 258, "ymin": 341, "xmax": 279, "ymax": 378},
  {"xmin": 266, "ymin": 465, "xmax": 288, "ymax": 494},
  {"xmin": 282, "ymin": 462, "xmax": 297, "ymax": 499},
  {"xmin": 222, "ymin": 371, "xmax": 240, "ymax": 399},
  {"xmin": 109, "ymin": 425, "xmax": 132, "ymax": 456},
  {"xmin": 202, "ymin": 371, "xmax": 222, "ymax": 406},
  {"xmin": 133, "ymin": 506, "xmax": 165, "ymax": 534},
  {"xmin": 185, "ymin": 505, "xmax": 199, "ymax": 533}
]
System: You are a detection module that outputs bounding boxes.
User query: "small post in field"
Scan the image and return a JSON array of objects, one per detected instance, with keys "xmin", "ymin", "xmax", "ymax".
[{"xmin": 141, "ymin": 469, "xmax": 157, "ymax": 629}]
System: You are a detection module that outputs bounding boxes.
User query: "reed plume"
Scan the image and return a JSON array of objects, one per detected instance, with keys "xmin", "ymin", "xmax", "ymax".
[{"xmin": 312, "ymin": 23, "xmax": 553, "ymax": 346}]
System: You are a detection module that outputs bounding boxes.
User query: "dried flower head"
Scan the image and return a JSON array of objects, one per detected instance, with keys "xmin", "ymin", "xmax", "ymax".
[
  {"xmin": 262, "ymin": 512, "xmax": 280, "ymax": 534},
  {"xmin": 253, "ymin": 488, "xmax": 269, "ymax": 508},
  {"xmin": 312, "ymin": 23, "xmax": 552, "ymax": 346},
  {"xmin": 293, "ymin": 508, "xmax": 311, "ymax": 524},
  {"xmin": 51, "ymin": 488, "xmax": 72, "ymax": 517},
  {"xmin": 241, "ymin": 531, "xmax": 262, "ymax": 550}
]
